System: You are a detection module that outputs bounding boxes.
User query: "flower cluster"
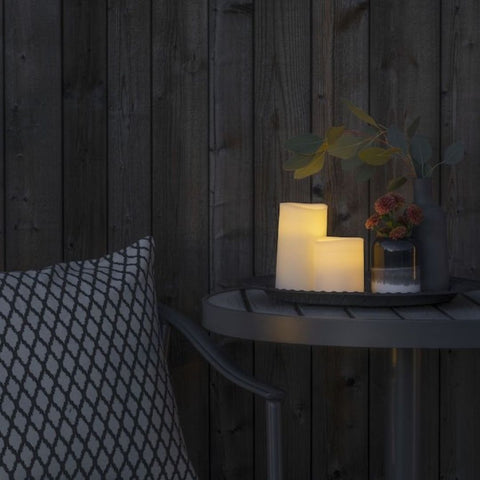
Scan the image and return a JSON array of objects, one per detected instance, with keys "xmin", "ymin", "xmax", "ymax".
[{"xmin": 365, "ymin": 193, "xmax": 423, "ymax": 240}]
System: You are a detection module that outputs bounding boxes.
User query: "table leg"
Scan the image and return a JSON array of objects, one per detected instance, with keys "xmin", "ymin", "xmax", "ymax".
[{"xmin": 386, "ymin": 348, "xmax": 422, "ymax": 480}]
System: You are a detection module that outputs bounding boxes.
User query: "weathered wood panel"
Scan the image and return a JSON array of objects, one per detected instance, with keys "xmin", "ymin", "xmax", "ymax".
[
  {"xmin": 209, "ymin": 1, "xmax": 255, "ymax": 478},
  {"xmin": 440, "ymin": 1, "xmax": 480, "ymax": 478},
  {"xmin": 442, "ymin": 0, "xmax": 480, "ymax": 279},
  {"xmin": 108, "ymin": 0, "xmax": 151, "ymax": 250},
  {"xmin": 311, "ymin": 1, "xmax": 370, "ymax": 478},
  {"xmin": 254, "ymin": 0, "xmax": 312, "ymax": 477},
  {"xmin": 311, "ymin": 3, "xmax": 334, "ymax": 475},
  {"xmin": 369, "ymin": 2, "xmax": 441, "ymax": 478},
  {"xmin": 152, "ymin": 0, "xmax": 210, "ymax": 478},
  {"xmin": 2, "ymin": 1, "xmax": 480, "ymax": 478},
  {"xmin": 5, "ymin": 0, "xmax": 62, "ymax": 270},
  {"xmin": 63, "ymin": 0, "xmax": 107, "ymax": 261}
]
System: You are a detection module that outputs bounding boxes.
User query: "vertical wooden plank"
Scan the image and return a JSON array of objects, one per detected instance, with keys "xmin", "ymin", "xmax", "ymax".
[
  {"xmin": 5, "ymin": 0, "xmax": 62, "ymax": 270},
  {"xmin": 254, "ymin": 0, "xmax": 311, "ymax": 478},
  {"xmin": 441, "ymin": 1, "xmax": 480, "ymax": 279},
  {"xmin": 310, "ymin": 4, "xmax": 334, "ymax": 479},
  {"xmin": 440, "ymin": 1, "xmax": 480, "ymax": 478},
  {"xmin": 369, "ymin": 2, "xmax": 440, "ymax": 478},
  {"xmin": 440, "ymin": 349, "xmax": 480, "ymax": 479},
  {"xmin": 152, "ymin": 0, "xmax": 209, "ymax": 478},
  {"xmin": 210, "ymin": 0, "xmax": 253, "ymax": 289},
  {"xmin": 209, "ymin": 0, "xmax": 254, "ymax": 478},
  {"xmin": 311, "ymin": 1, "xmax": 370, "ymax": 478},
  {"xmin": 108, "ymin": 0, "xmax": 151, "ymax": 251},
  {"xmin": 313, "ymin": 0, "xmax": 371, "ymax": 238},
  {"xmin": 370, "ymin": 0, "xmax": 440, "ymax": 198},
  {"xmin": 63, "ymin": 0, "xmax": 107, "ymax": 261}
]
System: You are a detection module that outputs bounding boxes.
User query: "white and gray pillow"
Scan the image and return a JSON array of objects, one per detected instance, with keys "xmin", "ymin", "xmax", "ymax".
[{"xmin": 0, "ymin": 237, "xmax": 197, "ymax": 479}]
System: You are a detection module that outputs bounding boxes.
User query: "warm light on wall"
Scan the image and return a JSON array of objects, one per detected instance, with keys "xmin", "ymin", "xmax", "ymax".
[
  {"xmin": 275, "ymin": 202, "xmax": 328, "ymax": 291},
  {"xmin": 314, "ymin": 237, "xmax": 364, "ymax": 292}
]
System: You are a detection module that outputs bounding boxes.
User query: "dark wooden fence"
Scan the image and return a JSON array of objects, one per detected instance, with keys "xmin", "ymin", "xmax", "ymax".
[{"xmin": 2, "ymin": 1, "xmax": 479, "ymax": 478}]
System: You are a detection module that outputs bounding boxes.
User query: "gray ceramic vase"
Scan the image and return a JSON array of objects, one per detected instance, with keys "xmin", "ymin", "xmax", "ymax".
[{"xmin": 413, "ymin": 178, "xmax": 450, "ymax": 291}]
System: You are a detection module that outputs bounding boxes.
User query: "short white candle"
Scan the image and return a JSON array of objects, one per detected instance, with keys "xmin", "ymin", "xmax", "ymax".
[
  {"xmin": 275, "ymin": 202, "xmax": 328, "ymax": 291},
  {"xmin": 314, "ymin": 237, "xmax": 364, "ymax": 292}
]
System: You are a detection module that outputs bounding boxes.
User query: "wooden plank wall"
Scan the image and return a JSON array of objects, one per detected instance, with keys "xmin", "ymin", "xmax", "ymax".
[
  {"xmin": 1, "ymin": 1, "xmax": 479, "ymax": 479},
  {"xmin": 369, "ymin": 2, "xmax": 441, "ymax": 478}
]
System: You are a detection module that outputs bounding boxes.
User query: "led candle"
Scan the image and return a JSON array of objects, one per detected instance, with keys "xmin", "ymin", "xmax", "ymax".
[
  {"xmin": 275, "ymin": 202, "xmax": 328, "ymax": 291},
  {"xmin": 314, "ymin": 237, "xmax": 364, "ymax": 292}
]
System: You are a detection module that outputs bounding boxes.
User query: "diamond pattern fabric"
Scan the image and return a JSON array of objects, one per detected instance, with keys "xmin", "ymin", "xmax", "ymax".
[{"xmin": 0, "ymin": 237, "xmax": 197, "ymax": 479}]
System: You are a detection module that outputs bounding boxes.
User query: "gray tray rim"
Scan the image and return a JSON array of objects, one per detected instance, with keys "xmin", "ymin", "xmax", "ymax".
[{"xmin": 243, "ymin": 276, "xmax": 480, "ymax": 307}]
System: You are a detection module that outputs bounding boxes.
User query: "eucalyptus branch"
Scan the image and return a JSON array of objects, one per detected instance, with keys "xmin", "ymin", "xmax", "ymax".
[{"xmin": 283, "ymin": 100, "xmax": 464, "ymax": 186}]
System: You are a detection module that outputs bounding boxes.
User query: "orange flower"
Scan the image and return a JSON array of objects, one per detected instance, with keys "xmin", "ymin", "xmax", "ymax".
[
  {"xmin": 389, "ymin": 225, "xmax": 408, "ymax": 240},
  {"xmin": 366, "ymin": 193, "xmax": 423, "ymax": 239},
  {"xmin": 405, "ymin": 204, "xmax": 423, "ymax": 225},
  {"xmin": 374, "ymin": 193, "xmax": 405, "ymax": 215},
  {"xmin": 365, "ymin": 214, "xmax": 381, "ymax": 230}
]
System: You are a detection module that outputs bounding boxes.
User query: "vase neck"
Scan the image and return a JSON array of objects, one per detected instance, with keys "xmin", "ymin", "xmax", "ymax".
[{"xmin": 413, "ymin": 178, "xmax": 435, "ymax": 205}]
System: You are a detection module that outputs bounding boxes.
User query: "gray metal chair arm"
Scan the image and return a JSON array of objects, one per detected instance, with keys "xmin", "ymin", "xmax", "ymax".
[
  {"xmin": 158, "ymin": 303, "xmax": 285, "ymax": 479},
  {"xmin": 158, "ymin": 303, "xmax": 285, "ymax": 401}
]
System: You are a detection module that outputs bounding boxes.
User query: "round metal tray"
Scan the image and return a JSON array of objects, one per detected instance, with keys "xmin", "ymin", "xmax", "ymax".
[{"xmin": 243, "ymin": 276, "xmax": 480, "ymax": 307}]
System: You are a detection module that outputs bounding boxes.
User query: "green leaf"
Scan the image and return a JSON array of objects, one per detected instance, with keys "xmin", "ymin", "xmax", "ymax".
[
  {"xmin": 293, "ymin": 150, "xmax": 326, "ymax": 179},
  {"xmin": 444, "ymin": 141, "xmax": 464, "ymax": 165},
  {"xmin": 327, "ymin": 133, "xmax": 370, "ymax": 160},
  {"xmin": 326, "ymin": 125, "xmax": 345, "ymax": 145},
  {"xmin": 387, "ymin": 125, "xmax": 408, "ymax": 155},
  {"xmin": 285, "ymin": 133, "xmax": 323, "ymax": 155},
  {"xmin": 407, "ymin": 116, "xmax": 421, "ymax": 139},
  {"xmin": 410, "ymin": 134, "xmax": 432, "ymax": 172},
  {"xmin": 387, "ymin": 176, "xmax": 408, "ymax": 192},
  {"xmin": 358, "ymin": 147, "xmax": 400, "ymax": 166},
  {"xmin": 340, "ymin": 157, "xmax": 363, "ymax": 172},
  {"xmin": 362, "ymin": 126, "xmax": 379, "ymax": 137},
  {"xmin": 355, "ymin": 163, "xmax": 377, "ymax": 182},
  {"xmin": 283, "ymin": 153, "xmax": 315, "ymax": 171},
  {"xmin": 341, "ymin": 98, "xmax": 379, "ymax": 128}
]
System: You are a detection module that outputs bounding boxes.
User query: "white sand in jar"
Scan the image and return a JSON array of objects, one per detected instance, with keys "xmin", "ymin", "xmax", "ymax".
[{"xmin": 371, "ymin": 282, "xmax": 421, "ymax": 294}]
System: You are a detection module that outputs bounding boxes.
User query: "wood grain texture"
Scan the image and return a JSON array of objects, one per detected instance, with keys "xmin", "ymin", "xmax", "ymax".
[
  {"xmin": 63, "ymin": 0, "xmax": 107, "ymax": 261},
  {"xmin": 2, "ymin": 1, "xmax": 480, "ymax": 477},
  {"xmin": 440, "ymin": 1, "xmax": 480, "ymax": 478},
  {"xmin": 313, "ymin": 0, "xmax": 370, "ymax": 239},
  {"xmin": 152, "ymin": 0, "xmax": 209, "ymax": 477},
  {"xmin": 441, "ymin": 0, "xmax": 480, "ymax": 280},
  {"xmin": 254, "ymin": 0, "xmax": 311, "ymax": 477},
  {"xmin": 440, "ymin": 349, "xmax": 480, "ymax": 480},
  {"xmin": 108, "ymin": 0, "xmax": 151, "ymax": 250},
  {"xmin": 369, "ymin": 0, "xmax": 440, "ymax": 200},
  {"xmin": 5, "ymin": 0, "xmax": 62, "ymax": 270},
  {"xmin": 254, "ymin": 0, "xmax": 312, "ymax": 275},
  {"xmin": 209, "ymin": 1, "xmax": 254, "ymax": 478},
  {"xmin": 310, "ymin": 7, "xmax": 334, "ymax": 478},
  {"xmin": 312, "ymin": 2, "xmax": 370, "ymax": 478},
  {"xmin": 369, "ymin": 2, "xmax": 440, "ymax": 478}
]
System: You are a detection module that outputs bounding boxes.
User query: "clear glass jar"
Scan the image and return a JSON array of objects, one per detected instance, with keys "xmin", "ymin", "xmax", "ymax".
[{"xmin": 371, "ymin": 238, "xmax": 420, "ymax": 293}]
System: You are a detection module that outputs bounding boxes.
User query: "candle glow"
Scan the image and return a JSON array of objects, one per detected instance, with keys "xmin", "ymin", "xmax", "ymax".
[
  {"xmin": 275, "ymin": 202, "xmax": 328, "ymax": 291},
  {"xmin": 314, "ymin": 237, "xmax": 364, "ymax": 292}
]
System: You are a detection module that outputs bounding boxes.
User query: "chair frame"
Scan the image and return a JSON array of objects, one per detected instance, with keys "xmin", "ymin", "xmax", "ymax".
[{"xmin": 158, "ymin": 304, "xmax": 285, "ymax": 480}]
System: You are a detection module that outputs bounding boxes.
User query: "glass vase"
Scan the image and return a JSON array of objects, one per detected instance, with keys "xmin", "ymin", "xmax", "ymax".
[{"xmin": 371, "ymin": 238, "xmax": 420, "ymax": 293}]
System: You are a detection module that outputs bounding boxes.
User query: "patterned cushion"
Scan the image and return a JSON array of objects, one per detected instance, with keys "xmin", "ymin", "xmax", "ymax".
[{"xmin": 0, "ymin": 237, "xmax": 197, "ymax": 479}]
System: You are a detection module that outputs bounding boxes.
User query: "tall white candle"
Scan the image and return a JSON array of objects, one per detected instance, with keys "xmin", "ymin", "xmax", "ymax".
[
  {"xmin": 314, "ymin": 237, "xmax": 364, "ymax": 292},
  {"xmin": 275, "ymin": 202, "xmax": 328, "ymax": 291}
]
